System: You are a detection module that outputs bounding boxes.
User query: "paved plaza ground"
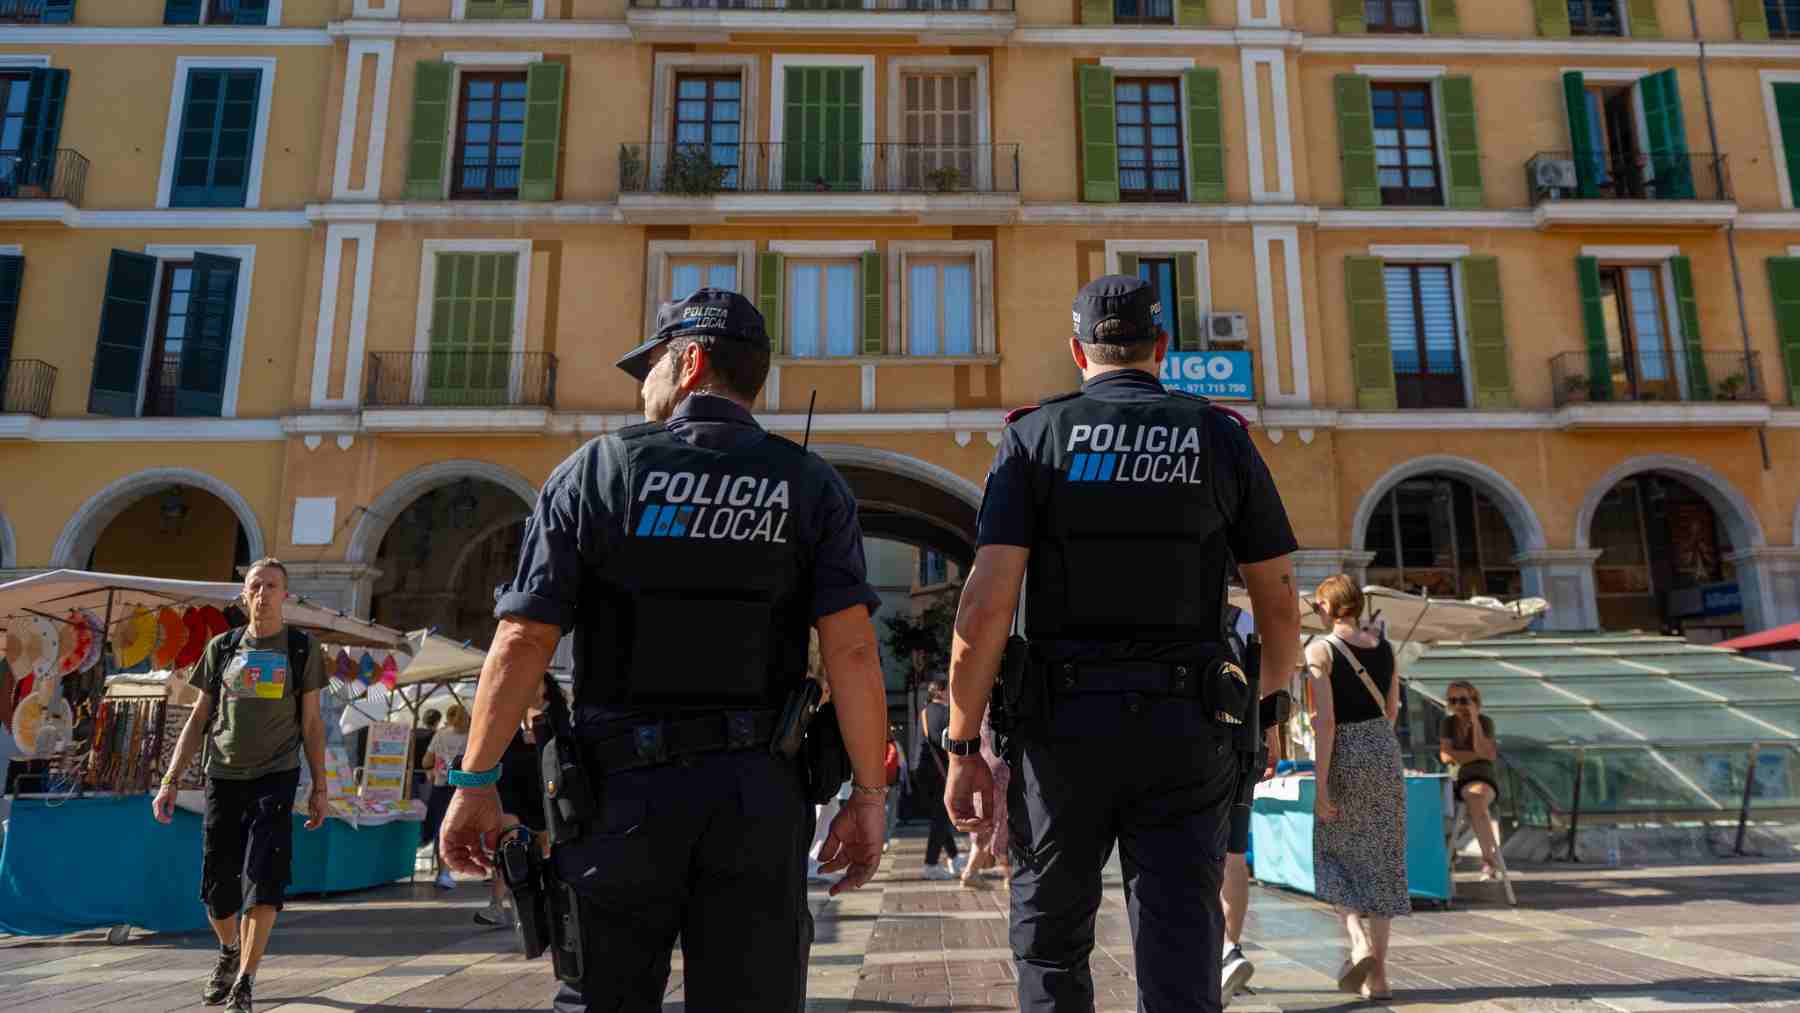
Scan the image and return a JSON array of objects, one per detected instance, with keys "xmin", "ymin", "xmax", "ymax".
[{"xmin": 4, "ymin": 829, "xmax": 1800, "ymax": 1012}]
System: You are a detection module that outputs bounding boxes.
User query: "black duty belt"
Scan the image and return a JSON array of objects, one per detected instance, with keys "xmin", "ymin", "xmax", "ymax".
[
  {"xmin": 1046, "ymin": 659, "xmax": 1218, "ymax": 697},
  {"xmin": 585, "ymin": 710, "xmax": 780, "ymax": 773}
]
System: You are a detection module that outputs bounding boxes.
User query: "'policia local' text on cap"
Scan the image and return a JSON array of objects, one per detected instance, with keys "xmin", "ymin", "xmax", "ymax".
[
  {"xmin": 615, "ymin": 288, "xmax": 770, "ymax": 381},
  {"xmin": 1071, "ymin": 274, "xmax": 1162, "ymax": 344}
]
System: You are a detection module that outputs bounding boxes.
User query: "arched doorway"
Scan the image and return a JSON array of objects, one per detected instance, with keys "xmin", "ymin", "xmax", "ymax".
[
  {"xmin": 1586, "ymin": 474, "xmax": 1739, "ymax": 636},
  {"xmin": 1362, "ymin": 476, "xmax": 1524, "ymax": 599},
  {"xmin": 52, "ymin": 468, "xmax": 266, "ymax": 578},
  {"xmin": 367, "ymin": 478, "xmax": 529, "ymax": 651}
]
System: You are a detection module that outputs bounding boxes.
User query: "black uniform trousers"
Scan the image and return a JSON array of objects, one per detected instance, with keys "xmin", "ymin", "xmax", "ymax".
[
  {"xmin": 1008, "ymin": 691, "xmax": 1237, "ymax": 1013},
  {"xmin": 550, "ymin": 749, "xmax": 815, "ymax": 1013}
]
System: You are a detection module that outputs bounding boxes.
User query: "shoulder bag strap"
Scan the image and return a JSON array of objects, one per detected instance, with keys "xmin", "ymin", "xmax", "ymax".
[
  {"xmin": 1323, "ymin": 634, "xmax": 1388, "ymax": 716},
  {"xmin": 286, "ymin": 628, "xmax": 311, "ymax": 723}
]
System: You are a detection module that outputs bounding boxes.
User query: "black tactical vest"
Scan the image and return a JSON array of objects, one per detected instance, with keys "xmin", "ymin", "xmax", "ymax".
[
  {"xmin": 1023, "ymin": 388, "xmax": 1231, "ymax": 660},
  {"xmin": 577, "ymin": 421, "xmax": 821, "ymax": 712}
]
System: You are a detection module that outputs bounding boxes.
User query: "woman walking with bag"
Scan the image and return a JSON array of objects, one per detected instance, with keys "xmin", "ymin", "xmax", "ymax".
[
  {"xmin": 1305, "ymin": 575, "xmax": 1409, "ymax": 1001},
  {"xmin": 916, "ymin": 679, "xmax": 960, "ymax": 879}
]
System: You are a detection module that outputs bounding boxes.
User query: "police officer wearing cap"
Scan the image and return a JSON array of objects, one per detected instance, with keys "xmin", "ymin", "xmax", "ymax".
[
  {"xmin": 941, "ymin": 276, "xmax": 1303, "ymax": 1012},
  {"xmin": 438, "ymin": 289, "xmax": 893, "ymax": 1012}
]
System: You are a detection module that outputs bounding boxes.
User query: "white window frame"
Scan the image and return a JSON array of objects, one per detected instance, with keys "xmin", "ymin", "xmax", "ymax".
[
  {"xmin": 411, "ymin": 239, "xmax": 533, "ymax": 404},
  {"xmin": 0, "ymin": 56, "xmax": 52, "ymax": 70},
  {"xmin": 138, "ymin": 243, "xmax": 257, "ymax": 419},
  {"xmin": 1100, "ymin": 57, "xmax": 1195, "ymax": 203},
  {"xmin": 772, "ymin": 240, "xmax": 873, "ymax": 361},
  {"xmin": 424, "ymin": 54, "xmax": 544, "ymax": 202},
  {"xmin": 1761, "ymin": 70, "xmax": 1800, "ymax": 210},
  {"xmin": 1104, "ymin": 239, "xmax": 1209, "ymax": 348},
  {"xmin": 1355, "ymin": 67, "xmax": 1455, "ymax": 210},
  {"xmin": 1371, "ymin": 251, "xmax": 1477, "ymax": 410},
  {"xmin": 889, "ymin": 240, "xmax": 995, "ymax": 357},
  {"xmin": 1569, "ymin": 0, "xmax": 1631, "ymax": 37},
  {"xmin": 887, "ymin": 55, "xmax": 990, "ymax": 192},
  {"xmin": 451, "ymin": 0, "xmax": 546, "ymax": 19},
  {"xmin": 769, "ymin": 55, "xmax": 877, "ymax": 194},
  {"xmin": 180, "ymin": 0, "xmax": 285, "ymax": 24},
  {"xmin": 1580, "ymin": 244, "xmax": 1692, "ymax": 401},
  {"xmin": 1563, "ymin": 69, "xmax": 1655, "ymax": 193},
  {"xmin": 652, "ymin": 54, "xmax": 761, "ymax": 194},
  {"xmin": 156, "ymin": 57, "xmax": 278, "ymax": 210},
  {"xmin": 642, "ymin": 240, "xmax": 757, "ymax": 341}
]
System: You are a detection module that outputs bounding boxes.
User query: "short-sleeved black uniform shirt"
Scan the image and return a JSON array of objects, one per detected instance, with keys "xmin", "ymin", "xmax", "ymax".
[
  {"xmin": 976, "ymin": 369, "xmax": 1298, "ymax": 566},
  {"xmin": 493, "ymin": 394, "xmax": 881, "ymax": 720}
]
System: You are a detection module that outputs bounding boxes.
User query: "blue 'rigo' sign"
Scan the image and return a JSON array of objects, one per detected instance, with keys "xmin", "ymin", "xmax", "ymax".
[{"xmin": 1160, "ymin": 351, "xmax": 1255, "ymax": 401}]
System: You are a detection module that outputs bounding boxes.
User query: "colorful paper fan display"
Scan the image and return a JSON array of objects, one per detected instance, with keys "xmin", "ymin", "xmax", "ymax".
[
  {"xmin": 331, "ymin": 649, "xmax": 355, "ymax": 688},
  {"xmin": 3, "ymin": 623, "xmax": 38, "ymax": 673},
  {"xmin": 11, "ymin": 693, "xmax": 46, "ymax": 754},
  {"xmin": 152, "ymin": 607, "xmax": 188, "ymax": 669},
  {"xmin": 175, "ymin": 609, "xmax": 210, "ymax": 670},
  {"xmin": 378, "ymin": 655, "xmax": 399, "ymax": 689},
  {"xmin": 194, "ymin": 606, "xmax": 230, "ymax": 646},
  {"xmin": 357, "ymin": 652, "xmax": 378, "ymax": 687},
  {"xmin": 27, "ymin": 617, "xmax": 61, "ymax": 678},
  {"xmin": 76, "ymin": 610, "xmax": 104, "ymax": 673},
  {"xmin": 57, "ymin": 613, "xmax": 88, "ymax": 676},
  {"xmin": 112, "ymin": 609, "xmax": 159, "ymax": 671}
]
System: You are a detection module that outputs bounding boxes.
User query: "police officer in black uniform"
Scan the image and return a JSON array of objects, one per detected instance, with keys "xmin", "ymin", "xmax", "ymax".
[
  {"xmin": 438, "ymin": 289, "xmax": 893, "ymax": 1012},
  {"xmin": 942, "ymin": 276, "xmax": 1303, "ymax": 1012}
]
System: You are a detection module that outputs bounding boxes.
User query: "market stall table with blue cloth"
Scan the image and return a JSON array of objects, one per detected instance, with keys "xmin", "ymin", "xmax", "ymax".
[
  {"xmin": 1249, "ymin": 770, "xmax": 1452, "ymax": 904},
  {"xmin": 0, "ymin": 796, "xmax": 418, "ymax": 936}
]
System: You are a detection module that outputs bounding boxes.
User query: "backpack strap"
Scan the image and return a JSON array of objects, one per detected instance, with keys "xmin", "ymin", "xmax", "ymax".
[
  {"xmin": 286, "ymin": 627, "xmax": 312, "ymax": 724},
  {"xmin": 1322, "ymin": 633, "xmax": 1390, "ymax": 717}
]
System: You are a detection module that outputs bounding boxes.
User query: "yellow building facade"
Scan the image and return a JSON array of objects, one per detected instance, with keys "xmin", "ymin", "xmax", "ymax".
[{"xmin": 6, "ymin": 0, "xmax": 1800, "ymax": 646}]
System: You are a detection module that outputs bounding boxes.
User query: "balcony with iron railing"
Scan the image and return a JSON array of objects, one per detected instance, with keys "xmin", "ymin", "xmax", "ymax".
[
  {"xmin": 0, "ymin": 0, "xmax": 75, "ymax": 22},
  {"xmin": 0, "ymin": 149, "xmax": 89, "ymax": 207},
  {"xmin": 625, "ymin": 0, "xmax": 1014, "ymax": 41},
  {"xmin": 1526, "ymin": 151, "xmax": 1736, "ymax": 229},
  {"xmin": 1, "ymin": 360, "xmax": 56, "ymax": 419},
  {"xmin": 1549, "ymin": 350, "xmax": 1770, "ymax": 426},
  {"xmin": 361, "ymin": 351, "xmax": 557, "ymax": 432}
]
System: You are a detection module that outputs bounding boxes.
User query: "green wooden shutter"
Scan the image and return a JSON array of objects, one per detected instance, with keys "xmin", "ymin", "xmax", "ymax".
[
  {"xmin": 174, "ymin": 253, "xmax": 239, "ymax": 418},
  {"xmin": 1563, "ymin": 71, "xmax": 1601, "ymax": 198},
  {"xmin": 1768, "ymin": 258, "xmax": 1800, "ymax": 405},
  {"xmin": 233, "ymin": 0, "xmax": 270, "ymax": 24},
  {"xmin": 465, "ymin": 0, "xmax": 531, "ymax": 17},
  {"xmin": 1335, "ymin": 75, "xmax": 1379, "ymax": 209},
  {"xmin": 1078, "ymin": 65, "xmax": 1119, "ymax": 204},
  {"xmin": 1668, "ymin": 256, "xmax": 1710, "ymax": 399},
  {"xmin": 170, "ymin": 68, "xmax": 260, "ymax": 208},
  {"xmin": 1737, "ymin": 0, "xmax": 1772, "ymax": 39},
  {"xmin": 861, "ymin": 251, "xmax": 883, "ymax": 356},
  {"xmin": 1640, "ymin": 69, "xmax": 1695, "ymax": 200},
  {"xmin": 0, "ymin": 256, "xmax": 22, "ymax": 385},
  {"xmin": 1576, "ymin": 256, "xmax": 1614, "ymax": 402},
  {"xmin": 758, "ymin": 252, "xmax": 785, "ymax": 356},
  {"xmin": 1080, "ymin": 0, "xmax": 1112, "ymax": 25},
  {"xmin": 88, "ymin": 250, "xmax": 161, "ymax": 417},
  {"xmin": 520, "ymin": 62, "xmax": 566, "ymax": 202},
  {"xmin": 1776, "ymin": 84, "xmax": 1800, "ymax": 208},
  {"xmin": 1535, "ymin": 0, "xmax": 1571, "ymax": 36},
  {"xmin": 783, "ymin": 67, "xmax": 862, "ymax": 191},
  {"xmin": 1461, "ymin": 256, "xmax": 1513, "ymax": 409},
  {"xmin": 22, "ymin": 69, "xmax": 68, "ymax": 192},
  {"xmin": 1346, "ymin": 256, "xmax": 1396, "ymax": 410},
  {"xmin": 1175, "ymin": 252, "xmax": 1203, "ymax": 353},
  {"xmin": 1626, "ymin": 0, "xmax": 1660, "ymax": 38},
  {"xmin": 429, "ymin": 253, "xmax": 517, "ymax": 405},
  {"xmin": 1184, "ymin": 69, "xmax": 1225, "ymax": 204},
  {"xmin": 163, "ymin": 0, "xmax": 201, "ymax": 23},
  {"xmin": 1427, "ymin": 0, "xmax": 1460, "ymax": 33},
  {"xmin": 41, "ymin": 0, "xmax": 74, "ymax": 22},
  {"xmin": 404, "ymin": 62, "xmax": 453, "ymax": 201},
  {"xmin": 1440, "ymin": 76, "xmax": 1483, "ymax": 209},
  {"xmin": 1175, "ymin": 0, "xmax": 1206, "ymax": 25},
  {"xmin": 1332, "ymin": 0, "xmax": 1364, "ymax": 33}
]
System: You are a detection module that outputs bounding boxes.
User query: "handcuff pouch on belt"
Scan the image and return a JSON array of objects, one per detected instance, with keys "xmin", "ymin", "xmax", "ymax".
[
  {"xmin": 536, "ymin": 673, "xmax": 597, "ymax": 848},
  {"xmin": 497, "ymin": 826, "xmax": 585, "ymax": 985}
]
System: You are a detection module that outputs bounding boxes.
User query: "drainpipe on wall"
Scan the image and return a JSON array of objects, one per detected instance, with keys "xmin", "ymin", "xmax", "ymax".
[{"xmin": 1690, "ymin": 0, "xmax": 1773, "ymax": 470}]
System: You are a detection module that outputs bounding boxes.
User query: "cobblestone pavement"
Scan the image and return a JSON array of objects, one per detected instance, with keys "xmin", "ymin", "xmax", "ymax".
[{"xmin": 3, "ymin": 829, "xmax": 1799, "ymax": 1011}]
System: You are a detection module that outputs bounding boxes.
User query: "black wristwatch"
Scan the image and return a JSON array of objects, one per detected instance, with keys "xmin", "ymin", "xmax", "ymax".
[{"xmin": 941, "ymin": 730, "xmax": 981, "ymax": 756}]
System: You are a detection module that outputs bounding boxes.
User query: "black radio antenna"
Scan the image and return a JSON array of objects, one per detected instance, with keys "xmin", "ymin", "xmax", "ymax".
[{"xmin": 802, "ymin": 389, "xmax": 817, "ymax": 451}]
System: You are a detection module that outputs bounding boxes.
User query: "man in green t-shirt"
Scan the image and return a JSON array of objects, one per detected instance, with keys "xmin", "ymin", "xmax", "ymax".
[{"xmin": 153, "ymin": 559, "xmax": 329, "ymax": 1013}]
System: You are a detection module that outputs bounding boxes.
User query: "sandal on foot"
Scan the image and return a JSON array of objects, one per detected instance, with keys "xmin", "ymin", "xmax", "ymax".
[{"xmin": 1337, "ymin": 956, "xmax": 1377, "ymax": 994}]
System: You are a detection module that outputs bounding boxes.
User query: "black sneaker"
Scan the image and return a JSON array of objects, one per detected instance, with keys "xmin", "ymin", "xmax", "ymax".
[
  {"xmin": 225, "ymin": 975, "xmax": 254, "ymax": 1013},
  {"xmin": 203, "ymin": 946, "xmax": 240, "ymax": 1005},
  {"xmin": 1221, "ymin": 946, "xmax": 1255, "ymax": 1008}
]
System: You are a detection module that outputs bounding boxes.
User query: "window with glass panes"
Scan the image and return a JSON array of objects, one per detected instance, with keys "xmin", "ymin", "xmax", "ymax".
[
  {"xmin": 1113, "ymin": 0, "xmax": 1172, "ymax": 23},
  {"xmin": 918, "ymin": 551, "xmax": 949, "ymax": 587},
  {"xmin": 1364, "ymin": 477, "xmax": 1521, "ymax": 599},
  {"xmin": 786, "ymin": 260, "xmax": 860, "ymax": 358},
  {"xmin": 1384, "ymin": 264, "xmax": 1465, "ymax": 409},
  {"xmin": 1365, "ymin": 0, "xmax": 1422, "ymax": 32},
  {"xmin": 170, "ymin": 68, "xmax": 262, "ymax": 208},
  {"xmin": 673, "ymin": 74, "xmax": 741, "ymax": 191},
  {"xmin": 905, "ymin": 257, "xmax": 975, "ymax": 356},
  {"xmin": 0, "ymin": 74, "xmax": 27, "ymax": 191},
  {"xmin": 1568, "ymin": 0, "xmax": 1622, "ymax": 35},
  {"xmin": 451, "ymin": 73, "xmax": 526, "ymax": 199},
  {"xmin": 144, "ymin": 262, "xmax": 195, "ymax": 417},
  {"xmin": 1115, "ymin": 78, "xmax": 1184, "ymax": 201},
  {"xmin": 1372, "ymin": 82, "xmax": 1442, "ymax": 206},
  {"xmin": 1768, "ymin": 0, "xmax": 1800, "ymax": 37},
  {"xmin": 1134, "ymin": 257, "xmax": 1182, "ymax": 347},
  {"xmin": 901, "ymin": 73, "xmax": 975, "ymax": 191},
  {"xmin": 667, "ymin": 257, "xmax": 738, "ymax": 304}
]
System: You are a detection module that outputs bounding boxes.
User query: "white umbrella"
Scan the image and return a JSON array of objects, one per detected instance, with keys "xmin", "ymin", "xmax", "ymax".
[{"xmin": 1229, "ymin": 584, "xmax": 1547, "ymax": 647}]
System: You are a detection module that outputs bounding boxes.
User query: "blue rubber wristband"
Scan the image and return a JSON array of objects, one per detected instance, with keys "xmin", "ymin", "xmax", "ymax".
[{"xmin": 447, "ymin": 765, "xmax": 501, "ymax": 789}]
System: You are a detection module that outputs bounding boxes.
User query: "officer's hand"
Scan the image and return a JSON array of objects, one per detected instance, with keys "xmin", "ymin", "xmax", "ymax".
[
  {"xmin": 440, "ymin": 786, "xmax": 506, "ymax": 876},
  {"xmin": 1260, "ymin": 727, "xmax": 1282, "ymax": 782},
  {"xmin": 945, "ymin": 754, "xmax": 996, "ymax": 835},
  {"xmin": 817, "ymin": 793, "xmax": 885, "ymax": 897}
]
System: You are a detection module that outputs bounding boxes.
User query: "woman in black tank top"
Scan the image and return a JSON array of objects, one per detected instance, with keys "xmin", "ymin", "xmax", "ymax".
[{"xmin": 915, "ymin": 680, "xmax": 959, "ymax": 876}]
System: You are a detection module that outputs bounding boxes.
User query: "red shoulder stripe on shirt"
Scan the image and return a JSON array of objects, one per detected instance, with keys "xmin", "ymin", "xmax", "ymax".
[
  {"xmin": 1004, "ymin": 404, "xmax": 1041, "ymax": 424},
  {"xmin": 1212, "ymin": 405, "xmax": 1250, "ymax": 429}
]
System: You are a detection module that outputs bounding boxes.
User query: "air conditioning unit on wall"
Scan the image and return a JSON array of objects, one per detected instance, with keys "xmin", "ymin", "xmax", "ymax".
[
  {"xmin": 1207, "ymin": 312, "xmax": 1249, "ymax": 346},
  {"xmin": 1531, "ymin": 156, "xmax": 1580, "ymax": 195}
]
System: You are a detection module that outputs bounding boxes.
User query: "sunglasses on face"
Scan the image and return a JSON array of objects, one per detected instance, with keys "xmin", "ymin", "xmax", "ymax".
[{"xmin": 1448, "ymin": 696, "xmax": 1473, "ymax": 706}]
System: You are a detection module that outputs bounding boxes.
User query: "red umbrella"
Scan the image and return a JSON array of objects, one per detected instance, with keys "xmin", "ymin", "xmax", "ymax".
[{"xmin": 1716, "ymin": 621, "xmax": 1800, "ymax": 653}]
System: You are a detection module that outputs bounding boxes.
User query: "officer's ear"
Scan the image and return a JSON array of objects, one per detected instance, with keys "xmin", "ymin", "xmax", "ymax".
[
  {"xmin": 1068, "ymin": 337, "xmax": 1091, "ymax": 372},
  {"xmin": 1153, "ymin": 330, "xmax": 1171, "ymax": 365},
  {"xmin": 676, "ymin": 339, "xmax": 708, "ymax": 392}
]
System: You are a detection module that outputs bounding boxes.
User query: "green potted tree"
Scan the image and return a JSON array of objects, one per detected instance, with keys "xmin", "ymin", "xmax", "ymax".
[
  {"xmin": 925, "ymin": 165, "xmax": 963, "ymax": 193},
  {"xmin": 664, "ymin": 146, "xmax": 731, "ymax": 196}
]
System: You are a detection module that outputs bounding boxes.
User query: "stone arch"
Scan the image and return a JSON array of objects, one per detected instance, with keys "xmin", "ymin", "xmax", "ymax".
[
  {"xmin": 346, "ymin": 460, "xmax": 537, "ymax": 567},
  {"xmin": 446, "ymin": 513, "xmax": 531, "ymax": 593},
  {"xmin": 810, "ymin": 443, "xmax": 984, "ymax": 510},
  {"xmin": 51, "ymin": 468, "xmax": 266, "ymax": 569},
  {"xmin": 811, "ymin": 443, "xmax": 984, "ymax": 568},
  {"xmin": 1574, "ymin": 454, "xmax": 1765, "ymax": 552},
  {"xmin": 1349, "ymin": 455, "xmax": 1547, "ymax": 555},
  {"xmin": 0, "ymin": 511, "xmax": 14, "ymax": 569}
]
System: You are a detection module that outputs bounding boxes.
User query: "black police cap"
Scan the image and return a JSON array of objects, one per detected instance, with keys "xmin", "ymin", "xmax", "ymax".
[
  {"xmin": 616, "ymin": 288, "xmax": 770, "ymax": 381},
  {"xmin": 1072, "ymin": 274, "xmax": 1162, "ymax": 344}
]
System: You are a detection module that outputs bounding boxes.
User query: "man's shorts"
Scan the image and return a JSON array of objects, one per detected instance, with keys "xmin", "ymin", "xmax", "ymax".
[
  {"xmin": 1227, "ymin": 800, "xmax": 1251, "ymax": 856},
  {"xmin": 201, "ymin": 767, "xmax": 301, "ymax": 919}
]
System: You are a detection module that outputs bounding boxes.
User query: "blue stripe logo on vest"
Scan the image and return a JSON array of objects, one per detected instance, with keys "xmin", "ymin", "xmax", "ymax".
[
  {"xmin": 635, "ymin": 505, "xmax": 664, "ymax": 536},
  {"xmin": 1066, "ymin": 453, "xmax": 1120, "ymax": 483}
]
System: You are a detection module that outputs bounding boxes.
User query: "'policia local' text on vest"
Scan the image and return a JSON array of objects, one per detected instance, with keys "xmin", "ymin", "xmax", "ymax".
[
  {"xmin": 578, "ymin": 422, "xmax": 825, "ymax": 712},
  {"xmin": 1021, "ymin": 388, "xmax": 1231, "ymax": 658}
]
